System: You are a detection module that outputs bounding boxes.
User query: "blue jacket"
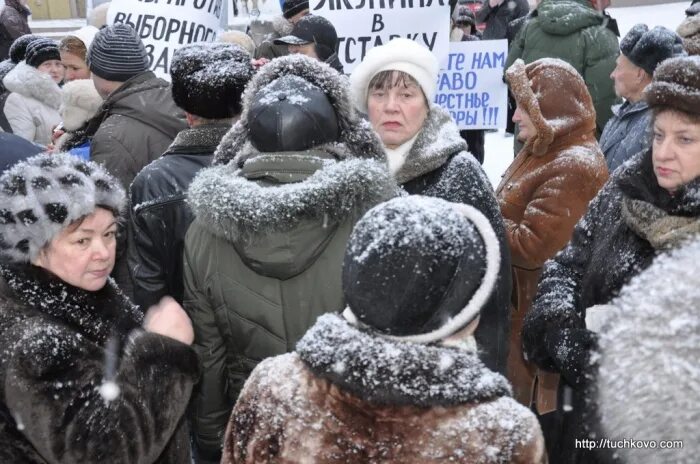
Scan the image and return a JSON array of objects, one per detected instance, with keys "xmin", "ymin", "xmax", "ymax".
[{"xmin": 600, "ymin": 100, "xmax": 652, "ymax": 173}]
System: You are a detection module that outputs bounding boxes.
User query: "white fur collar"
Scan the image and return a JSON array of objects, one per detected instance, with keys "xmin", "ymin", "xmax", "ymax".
[{"xmin": 2, "ymin": 62, "xmax": 62, "ymax": 110}]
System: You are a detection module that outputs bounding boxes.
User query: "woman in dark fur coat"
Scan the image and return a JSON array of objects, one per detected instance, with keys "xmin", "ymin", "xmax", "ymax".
[
  {"xmin": 523, "ymin": 55, "xmax": 700, "ymax": 464},
  {"xmin": 0, "ymin": 152, "xmax": 200, "ymax": 463},
  {"xmin": 222, "ymin": 196, "xmax": 545, "ymax": 464}
]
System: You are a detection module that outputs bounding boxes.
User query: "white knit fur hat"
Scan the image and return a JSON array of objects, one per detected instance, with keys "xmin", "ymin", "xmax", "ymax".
[{"xmin": 350, "ymin": 38, "xmax": 439, "ymax": 113}]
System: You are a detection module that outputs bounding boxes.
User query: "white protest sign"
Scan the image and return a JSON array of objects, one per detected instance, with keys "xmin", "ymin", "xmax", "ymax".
[
  {"xmin": 435, "ymin": 39, "xmax": 508, "ymax": 130},
  {"xmin": 107, "ymin": 0, "xmax": 224, "ymax": 79},
  {"xmin": 310, "ymin": 0, "xmax": 451, "ymax": 74}
]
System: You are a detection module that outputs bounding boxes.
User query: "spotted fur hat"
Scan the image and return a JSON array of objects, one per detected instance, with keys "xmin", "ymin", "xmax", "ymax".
[{"xmin": 0, "ymin": 153, "xmax": 125, "ymax": 263}]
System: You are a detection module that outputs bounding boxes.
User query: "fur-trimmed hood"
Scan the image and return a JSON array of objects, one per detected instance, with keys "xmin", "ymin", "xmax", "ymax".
[
  {"xmin": 393, "ymin": 105, "xmax": 468, "ymax": 185},
  {"xmin": 678, "ymin": 14, "xmax": 700, "ymax": 55},
  {"xmin": 596, "ymin": 237, "xmax": 700, "ymax": 464},
  {"xmin": 213, "ymin": 55, "xmax": 385, "ymax": 166},
  {"xmin": 58, "ymin": 79, "xmax": 102, "ymax": 131},
  {"xmin": 506, "ymin": 58, "xmax": 597, "ymax": 156},
  {"xmin": 296, "ymin": 313, "xmax": 512, "ymax": 407},
  {"xmin": 2, "ymin": 62, "xmax": 62, "ymax": 110}
]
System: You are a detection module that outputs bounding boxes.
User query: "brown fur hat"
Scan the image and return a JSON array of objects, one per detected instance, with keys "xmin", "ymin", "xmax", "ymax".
[
  {"xmin": 644, "ymin": 55, "xmax": 700, "ymax": 115},
  {"xmin": 505, "ymin": 58, "xmax": 597, "ymax": 156},
  {"xmin": 678, "ymin": 14, "xmax": 700, "ymax": 56}
]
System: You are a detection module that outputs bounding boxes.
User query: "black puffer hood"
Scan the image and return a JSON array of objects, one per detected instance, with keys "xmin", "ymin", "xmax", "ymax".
[{"xmin": 213, "ymin": 55, "xmax": 385, "ymax": 166}]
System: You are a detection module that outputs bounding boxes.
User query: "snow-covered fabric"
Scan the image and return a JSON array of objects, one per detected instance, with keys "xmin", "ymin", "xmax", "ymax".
[
  {"xmin": 599, "ymin": 100, "xmax": 652, "ymax": 173},
  {"xmin": 214, "ymin": 55, "xmax": 383, "ymax": 166},
  {"xmin": 620, "ymin": 24, "xmax": 684, "ymax": 76},
  {"xmin": 24, "ymin": 38, "xmax": 60, "ymax": 68},
  {"xmin": 678, "ymin": 14, "xmax": 700, "ymax": 55},
  {"xmin": 222, "ymin": 313, "xmax": 545, "ymax": 464},
  {"xmin": 2, "ymin": 62, "xmax": 61, "ymax": 145},
  {"xmin": 342, "ymin": 196, "xmax": 501, "ymax": 344},
  {"xmin": 0, "ymin": 153, "xmax": 125, "ymax": 263},
  {"xmin": 349, "ymin": 38, "xmax": 439, "ymax": 114},
  {"xmin": 8, "ymin": 34, "xmax": 40, "ymax": 65},
  {"xmin": 0, "ymin": 264, "xmax": 199, "ymax": 463},
  {"xmin": 596, "ymin": 237, "xmax": 700, "ymax": 464},
  {"xmin": 644, "ymin": 55, "xmax": 700, "ymax": 116},
  {"xmin": 170, "ymin": 43, "xmax": 253, "ymax": 119}
]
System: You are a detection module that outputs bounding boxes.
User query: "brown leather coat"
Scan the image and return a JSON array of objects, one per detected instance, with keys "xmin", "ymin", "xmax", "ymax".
[{"xmin": 497, "ymin": 59, "xmax": 608, "ymax": 412}]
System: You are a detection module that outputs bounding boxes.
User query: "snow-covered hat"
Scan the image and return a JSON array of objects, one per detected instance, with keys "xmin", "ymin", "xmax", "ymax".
[
  {"xmin": 170, "ymin": 43, "xmax": 254, "ymax": 119},
  {"xmin": 342, "ymin": 196, "xmax": 500, "ymax": 344},
  {"xmin": 677, "ymin": 14, "xmax": 700, "ymax": 56},
  {"xmin": 620, "ymin": 24, "xmax": 685, "ymax": 76},
  {"xmin": 66, "ymin": 25, "xmax": 99, "ymax": 51},
  {"xmin": 0, "ymin": 153, "xmax": 125, "ymax": 263},
  {"xmin": 25, "ymin": 38, "xmax": 61, "ymax": 68},
  {"xmin": 9, "ymin": 34, "xmax": 41, "ymax": 64},
  {"xmin": 645, "ymin": 55, "xmax": 700, "ymax": 116},
  {"xmin": 87, "ymin": 24, "xmax": 149, "ymax": 82},
  {"xmin": 349, "ymin": 38, "xmax": 439, "ymax": 113}
]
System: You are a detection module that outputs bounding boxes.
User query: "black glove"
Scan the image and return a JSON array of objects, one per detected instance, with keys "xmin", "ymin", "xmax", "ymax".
[{"xmin": 545, "ymin": 327, "xmax": 599, "ymax": 389}]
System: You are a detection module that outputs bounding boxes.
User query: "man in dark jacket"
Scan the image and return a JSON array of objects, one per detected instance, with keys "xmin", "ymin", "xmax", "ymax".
[
  {"xmin": 600, "ymin": 24, "xmax": 684, "ymax": 173},
  {"xmin": 128, "ymin": 43, "xmax": 254, "ymax": 310},
  {"xmin": 476, "ymin": 0, "xmax": 529, "ymax": 40},
  {"xmin": 84, "ymin": 24, "xmax": 186, "ymax": 297},
  {"xmin": 0, "ymin": 0, "xmax": 31, "ymax": 59},
  {"xmin": 182, "ymin": 55, "xmax": 397, "ymax": 464}
]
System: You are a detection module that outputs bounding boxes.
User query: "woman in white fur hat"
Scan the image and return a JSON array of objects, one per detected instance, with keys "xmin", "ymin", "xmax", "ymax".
[{"xmin": 349, "ymin": 38, "xmax": 512, "ymax": 376}]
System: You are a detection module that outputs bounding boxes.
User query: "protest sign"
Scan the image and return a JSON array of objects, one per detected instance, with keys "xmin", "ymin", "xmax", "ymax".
[
  {"xmin": 107, "ymin": 0, "xmax": 224, "ymax": 79},
  {"xmin": 435, "ymin": 39, "xmax": 508, "ymax": 130},
  {"xmin": 310, "ymin": 0, "xmax": 450, "ymax": 73}
]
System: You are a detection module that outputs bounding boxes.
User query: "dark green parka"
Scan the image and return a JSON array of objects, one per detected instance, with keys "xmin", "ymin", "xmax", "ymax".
[
  {"xmin": 182, "ymin": 56, "xmax": 397, "ymax": 463},
  {"xmin": 506, "ymin": 0, "xmax": 620, "ymax": 135}
]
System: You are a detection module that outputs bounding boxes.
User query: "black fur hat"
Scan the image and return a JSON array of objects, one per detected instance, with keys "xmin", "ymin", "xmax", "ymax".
[
  {"xmin": 247, "ymin": 74, "xmax": 340, "ymax": 152},
  {"xmin": 282, "ymin": 0, "xmax": 309, "ymax": 19},
  {"xmin": 620, "ymin": 24, "xmax": 685, "ymax": 75},
  {"xmin": 0, "ymin": 153, "xmax": 125, "ymax": 263},
  {"xmin": 9, "ymin": 34, "xmax": 41, "ymax": 64},
  {"xmin": 342, "ymin": 196, "xmax": 501, "ymax": 344},
  {"xmin": 24, "ymin": 38, "xmax": 61, "ymax": 68},
  {"xmin": 645, "ymin": 55, "xmax": 700, "ymax": 116},
  {"xmin": 170, "ymin": 43, "xmax": 254, "ymax": 119}
]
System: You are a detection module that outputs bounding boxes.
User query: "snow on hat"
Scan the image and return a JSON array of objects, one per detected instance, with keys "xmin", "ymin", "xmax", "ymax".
[
  {"xmin": 645, "ymin": 55, "xmax": 700, "ymax": 116},
  {"xmin": 350, "ymin": 38, "xmax": 439, "ymax": 113},
  {"xmin": 87, "ymin": 24, "xmax": 149, "ymax": 82},
  {"xmin": 282, "ymin": 0, "xmax": 309, "ymax": 19},
  {"xmin": 9, "ymin": 34, "xmax": 41, "ymax": 64},
  {"xmin": 66, "ymin": 25, "xmax": 100, "ymax": 50},
  {"xmin": 0, "ymin": 153, "xmax": 125, "ymax": 263},
  {"xmin": 678, "ymin": 14, "xmax": 700, "ymax": 56},
  {"xmin": 170, "ymin": 43, "xmax": 254, "ymax": 119},
  {"xmin": 620, "ymin": 24, "xmax": 685, "ymax": 76},
  {"xmin": 247, "ymin": 74, "xmax": 340, "ymax": 151},
  {"xmin": 24, "ymin": 38, "xmax": 61, "ymax": 68},
  {"xmin": 342, "ymin": 196, "xmax": 500, "ymax": 344},
  {"xmin": 274, "ymin": 15, "xmax": 338, "ymax": 62}
]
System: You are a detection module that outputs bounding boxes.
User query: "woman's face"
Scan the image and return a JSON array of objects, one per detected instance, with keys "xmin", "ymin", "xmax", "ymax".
[
  {"xmin": 32, "ymin": 208, "xmax": 118, "ymax": 291},
  {"xmin": 60, "ymin": 50, "xmax": 90, "ymax": 82},
  {"xmin": 652, "ymin": 110, "xmax": 700, "ymax": 193},
  {"xmin": 367, "ymin": 75, "xmax": 429, "ymax": 149},
  {"xmin": 37, "ymin": 59, "xmax": 65, "ymax": 84}
]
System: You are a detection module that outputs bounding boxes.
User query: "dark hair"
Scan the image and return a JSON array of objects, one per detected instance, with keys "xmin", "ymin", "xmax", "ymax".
[
  {"xmin": 58, "ymin": 36, "xmax": 88, "ymax": 61},
  {"xmin": 368, "ymin": 70, "xmax": 429, "ymax": 106},
  {"xmin": 652, "ymin": 105, "xmax": 700, "ymax": 125}
]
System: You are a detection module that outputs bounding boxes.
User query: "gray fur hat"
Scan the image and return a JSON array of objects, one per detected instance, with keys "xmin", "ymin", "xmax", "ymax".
[
  {"xmin": 620, "ymin": 24, "xmax": 685, "ymax": 75},
  {"xmin": 0, "ymin": 153, "xmax": 125, "ymax": 263}
]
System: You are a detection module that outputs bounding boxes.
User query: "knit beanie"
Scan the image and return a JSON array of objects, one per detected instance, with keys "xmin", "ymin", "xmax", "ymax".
[
  {"xmin": 87, "ymin": 24, "xmax": 150, "ymax": 82},
  {"xmin": 170, "ymin": 43, "xmax": 254, "ymax": 119},
  {"xmin": 342, "ymin": 196, "xmax": 500, "ymax": 344},
  {"xmin": 282, "ymin": 0, "xmax": 310, "ymax": 19},
  {"xmin": 350, "ymin": 38, "xmax": 439, "ymax": 113},
  {"xmin": 644, "ymin": 55, "xmax": 700, "ymax": 116},
  {"xmin": 24, "ymin": 38, "xmax": 61, "ymax": 68},
  {"xmin": 620, "ymin": 24, "xmax": 685, "ymax": 76},
  {"xmin": 9, "ymin": 34, "xmax": 41, "ymax": 64},
  {"xmin": 247, "ymin": 74, "xmax": 340, "ymax": 151},
  {"xmin": 0, "ymin": 153, "xmax": 125, "ymax": 263}
]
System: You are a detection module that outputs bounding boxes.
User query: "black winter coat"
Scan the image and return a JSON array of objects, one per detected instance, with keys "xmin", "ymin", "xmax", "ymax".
[
  {"xmin": 476, "ymin": 0, "xmax": 530, "ymax": 40},
  {"xmin": 523, "ymin": 149, "xmax": 700, "ymax": 463},
  {"xmin": 599, "ymin": 100, "xmax": 652, "ymax": 173},
  {"xmin": 0, "ymin": 131, "xmax": 42, "ymax": 174},
  {"xmin": 128, "ymin": 124, "xmax": 229, "ymax": 309},
  {"xmin": 398, "ymin": 106, "xmax": 512, "ymax": 375},
  {"xmin": 0, "ymin": 264, "xmax": 200, "ymax": 464}
]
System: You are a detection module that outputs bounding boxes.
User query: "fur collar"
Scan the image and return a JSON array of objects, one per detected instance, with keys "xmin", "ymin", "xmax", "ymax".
[
  {"xmin": 213, "ymin": 55, "xmax": 385, "ymax": 166},
  {"xmin": 622, "ymin": 197, "xmax": 700, "ymax": 250},
  {"xmin": 0, "ymin": 264, "xmax": 142, "ymax": 345},
  {"xmin": 166, "ymin": 123, "xmax": 231, "ymax": 153},
  {"xmin": 188, "ymin": 153, "xmax": 396, "ymax": 243},
  {"xmin": 393, "ymin": 106, "xmax": 467, "ymax": 184},
  {"xmin": 296, "ymin": 314, "xmax": 512, "ymax": 407},
  {"xmin": 2, "ymin": 62, "xmax": 62, "ymax": 110}
]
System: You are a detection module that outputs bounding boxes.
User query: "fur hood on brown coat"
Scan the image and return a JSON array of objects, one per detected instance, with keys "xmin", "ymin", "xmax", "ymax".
[
  {"xmin": 222, "ymin": 314, "xmax": 546, "ymax": 464},
  {"xmin": 506, "ymin": 58, "xmax": 597, "ymax": 157}
]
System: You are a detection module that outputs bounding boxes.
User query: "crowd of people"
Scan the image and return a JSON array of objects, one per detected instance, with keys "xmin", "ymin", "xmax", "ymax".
[{"xmin": 0, "ymin": 0, "xmax": 698, "ymax": 463}]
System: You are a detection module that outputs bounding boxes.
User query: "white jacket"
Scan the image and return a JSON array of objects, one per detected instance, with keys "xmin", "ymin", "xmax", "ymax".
[{"xmin": 2, "ymin": 62, "xmax": 61, "ymax": 146}]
